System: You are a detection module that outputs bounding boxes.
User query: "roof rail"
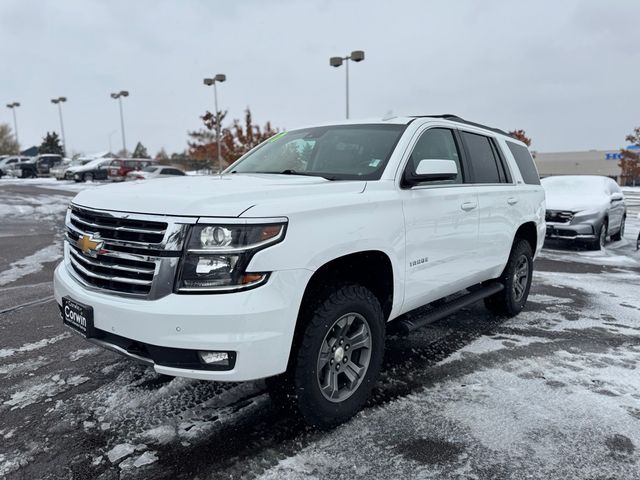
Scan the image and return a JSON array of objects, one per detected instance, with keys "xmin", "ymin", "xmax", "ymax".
[{"xmin": 410, "ymin": 114, "xmax": 511, "ymax": 137}]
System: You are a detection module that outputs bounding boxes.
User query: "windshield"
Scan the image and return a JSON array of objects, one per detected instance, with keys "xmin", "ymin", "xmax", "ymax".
[
  {"xmin": 142, "ymin": 166, "xmax": 159, "ymax": 172},
  {"xmin": 541, "ymin": 176, "xmax": 606, "ymax": 194},
  {"xmin": 228, "ymin": 124, "xmax": 406, "ymax": 180}
]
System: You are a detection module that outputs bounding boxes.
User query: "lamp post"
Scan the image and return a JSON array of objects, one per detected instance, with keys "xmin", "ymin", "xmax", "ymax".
[
  {"xmin": 203, "ymin": 74, "xmax": 226, "ymax": 174},
  {"xmin": 5, "ymin": 102, "xmax": 20, "ymax": 153},
  {"xmin": 51, "ymin": 97, "xmax": 67, "ymax": 156},
  {"xmin": 329, "ymin": 50, "xmax": 365, "ymax": 119},
  {"xmin": 110, "ymin": 90, "xmax": 129, "ymax": 155}
]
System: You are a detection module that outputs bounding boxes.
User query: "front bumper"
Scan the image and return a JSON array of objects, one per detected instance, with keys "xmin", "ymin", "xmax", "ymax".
[
  {"xmin": 54, "ymin": 262, "xmax": 312, "ymax": 381},
  {"xmin": 545, "ymin": 222, "xmax": 597, "ymax": 241}
]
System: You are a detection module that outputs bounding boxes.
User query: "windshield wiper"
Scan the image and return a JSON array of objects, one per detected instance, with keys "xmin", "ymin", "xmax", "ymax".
[{"xmin": 278, "ymin": 169, "xmax": 337, "ymax": 181}]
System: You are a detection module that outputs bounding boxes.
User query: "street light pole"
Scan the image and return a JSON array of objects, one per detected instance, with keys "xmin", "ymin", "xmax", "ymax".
[
  {"xmin": 51, "ymin": 97, "xmax": 67, "ymax": 156},
  {"xmin": 203, "ymin": 74, "xmax": 227, "ymax": 174},
  {"xmin": 329, "ymin": 50, "xmax": 365, "ymax": 119},
  {"xmin": 6, "ymin": 102, "xmax": 20, "ymax": 153},
  {"xmin": 110, "ymin": 91, "xmax": 129, "ymax": 155}
]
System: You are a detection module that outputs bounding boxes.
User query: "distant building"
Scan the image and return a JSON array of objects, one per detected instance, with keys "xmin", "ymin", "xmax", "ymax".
[
  {"xmin": 20, "ymin": 146, "xmax": 39, "ymax": 157},
  {"xmin": 533, "ymin": 146, "xmax": 639, "ymax": 186}
]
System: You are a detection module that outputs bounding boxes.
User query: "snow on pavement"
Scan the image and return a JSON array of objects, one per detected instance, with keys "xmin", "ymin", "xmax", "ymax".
[
  {"xmin": 0, "ymin": 241, "xmax": 63, "ymax": 286},
  {"xmin": 258, "ymin": 255, "xmax": 640, "ymax": 479}
]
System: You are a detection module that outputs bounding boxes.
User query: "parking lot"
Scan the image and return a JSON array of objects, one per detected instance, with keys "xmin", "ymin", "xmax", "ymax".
[{"xmin": 1, "ymin": 178, "xmax": 640, "ymax": 480}]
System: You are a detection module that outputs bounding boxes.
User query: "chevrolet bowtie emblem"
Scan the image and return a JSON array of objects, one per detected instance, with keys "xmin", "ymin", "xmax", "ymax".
[{"xmin": 78, "ymin": 234, "xmax": 104, "ymax": 258}]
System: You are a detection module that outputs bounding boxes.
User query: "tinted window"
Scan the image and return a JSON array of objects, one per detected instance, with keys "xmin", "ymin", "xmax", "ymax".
[
  {"xmin": 163, "ymin": 168, "xmax": 184, "ymax": 175},
  {"xmin": 407, "ymin": 128, "xmax": 462, "ymax": 183},
  {"xmin": 461, "ymin": 132, "xmax": 501, "ymax": 184},
  {"xmin": 506, "ymin": 141, "xmax": 540, "ymax": 185}
]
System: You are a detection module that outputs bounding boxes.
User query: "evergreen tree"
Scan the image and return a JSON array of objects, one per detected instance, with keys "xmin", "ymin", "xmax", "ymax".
[
  {"xmin": 39, "ymin": 132, "xmax": 64, "ymax": 155},
  {"xmin": 132, "ymin": 142, "xmax": 150, "ymax": 158}
]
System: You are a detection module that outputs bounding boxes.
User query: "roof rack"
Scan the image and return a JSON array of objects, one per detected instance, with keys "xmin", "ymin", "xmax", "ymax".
[{"xmin": 410, "ymin": 114, "xmax": 511, "ymax": 137}]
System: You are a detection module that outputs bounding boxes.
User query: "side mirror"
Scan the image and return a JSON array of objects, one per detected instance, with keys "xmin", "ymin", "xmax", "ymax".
[
  {"xmin": 611, "ymin": 192, "xmax": 624, "ymax": 202},
  {"xmin": 404, "ymin": 159, "xmax": 458, "ymax": 187}
]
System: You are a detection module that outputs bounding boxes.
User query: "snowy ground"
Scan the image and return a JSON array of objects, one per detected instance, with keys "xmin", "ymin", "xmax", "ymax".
[{"xmin": 1, "ymin": 180, "xmax": 640, "ymax": 479}]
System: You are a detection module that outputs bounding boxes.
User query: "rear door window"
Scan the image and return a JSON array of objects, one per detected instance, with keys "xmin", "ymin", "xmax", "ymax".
[
  {"xmin": 506, "ymin": 141, "xmax": 541, "ymax": 185},
  {"xmin": 461, "ymin": 132, "xmax": 503, "ymax": 184}
]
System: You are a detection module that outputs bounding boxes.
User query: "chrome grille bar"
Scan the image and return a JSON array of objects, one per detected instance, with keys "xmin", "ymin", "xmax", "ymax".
[
  {"xmin": 69, "ymin": 247, "xmax": 156, "ymax": 275},
  {"xmin": 69, "ymin": 255, "xmax": 153, "ymax": 286},
  {"xmin": 70, "ymin": 213, "xmax": 166, "ymax": 235}
]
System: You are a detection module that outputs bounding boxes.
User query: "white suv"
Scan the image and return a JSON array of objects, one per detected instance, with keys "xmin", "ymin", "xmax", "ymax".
[{"xmin": 54, "ymin": 115, "xmax": 545, "ymax": 428}]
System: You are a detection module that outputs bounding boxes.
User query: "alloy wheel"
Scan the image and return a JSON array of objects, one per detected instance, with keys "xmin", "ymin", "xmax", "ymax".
[
  {"xmin": 316, "ymin": 312, "xmax": 372, "ymax": 403},
  {"xmin": 512, "ymin": 255, "xmax": 529, "ymax": 302}
]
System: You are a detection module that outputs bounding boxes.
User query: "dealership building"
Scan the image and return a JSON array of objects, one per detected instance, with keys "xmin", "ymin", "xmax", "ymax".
[{"xmin": 533, "ymin": 146, "xmax": 638, "ymax": 186}]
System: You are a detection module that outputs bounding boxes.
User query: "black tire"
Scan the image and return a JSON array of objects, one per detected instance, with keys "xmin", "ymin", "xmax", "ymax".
[
  {"xmin": 611, "ymin": 216, "xmax": 625, "ymax": 242},
  {"xmin": 587, "ymin": 219, "xmax": 607, "ymax": 250},
  {"xmin": 268, "ymin": 284, "xmax": 385, "ymax": 429},
  {"xmin": 84, "ymin": 172, "xmax": 94, "ymax": 182},
  {"xmin": 484, "ymin": 239, "xmax": 534, "ymax": 317}
]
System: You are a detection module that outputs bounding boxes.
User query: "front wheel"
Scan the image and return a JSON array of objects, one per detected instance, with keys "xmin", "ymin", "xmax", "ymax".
[
  {"xmin": 484, "ymin": 239, "xmax": 534, "ymax": 317},
  {"xmin": 84, "ymin": 172, "xmax": 94, "ymax": 182},
  {"xmin": 587, "ymin": 220, "xmax": 607, "ymax": 250},
  {"xmin": 270, "ymin": 284, "xmax": 385, "ymax": 429},
  {"xmin": 611, "ymin": 216, "xmax": 625, "ymax": 242}
]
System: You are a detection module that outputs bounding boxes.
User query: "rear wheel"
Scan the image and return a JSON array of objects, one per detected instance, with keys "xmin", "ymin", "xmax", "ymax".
[
  {"xmin": 268, "ymin": 284, "xmax": 385, "ymax": 429},
  {"xmin": 611, "ymin": 216, "xmax": 625, "ymax": 242},
  {"xmin": 484, "ymin": 239, "xmax": 533, "ymax": 317}
]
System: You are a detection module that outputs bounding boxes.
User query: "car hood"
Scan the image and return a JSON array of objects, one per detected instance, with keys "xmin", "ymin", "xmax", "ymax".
[
  {"xmin": 72, "ymin": 174, "xmax": 366, "ymax": 217},
  {"xmin": 544, "ymin": 190, "xmax": 609, "ymax": 212}
]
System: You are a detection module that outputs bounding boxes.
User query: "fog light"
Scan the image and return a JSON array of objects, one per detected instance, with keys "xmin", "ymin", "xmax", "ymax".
[{"xmin": 198, "ymin": 351, "xmax": 230, "ymax": 365}]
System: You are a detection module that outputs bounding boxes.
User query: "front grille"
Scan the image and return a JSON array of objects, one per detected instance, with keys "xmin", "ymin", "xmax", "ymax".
[
  {"xmin": 70, "ymin": 205, "xmax": 167, "ymax": 244},
  {"xmin": 545, "ymin": 210, "xmax": 574, "ymax": 224},
  {"xmin": 68, "ymin": 242, "xmax": 155, "ymax": 295},
  {"xmin": 65, "ymin": 205, "xmax": 192, "ymax": 298}
]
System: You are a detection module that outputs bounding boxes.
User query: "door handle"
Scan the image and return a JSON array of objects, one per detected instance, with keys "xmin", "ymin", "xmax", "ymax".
[
  {"xmin": 461, "ymin": 201, "xmax": 477, "ymax": 211},
  {"xmin": 507, "ymin": 197, "xmax": 518, "ymax": 205}
]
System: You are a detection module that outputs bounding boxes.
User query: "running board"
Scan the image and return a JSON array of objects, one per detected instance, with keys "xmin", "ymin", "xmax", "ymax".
[{"xmin": 395, "ymin": 282, "xmax": 504, "ymax": 334}]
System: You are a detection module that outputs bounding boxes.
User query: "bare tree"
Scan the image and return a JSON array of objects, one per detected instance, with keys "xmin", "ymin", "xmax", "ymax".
[{"xmin": 0, "ymin": 123, "xmax": 19, "ymax": 155}]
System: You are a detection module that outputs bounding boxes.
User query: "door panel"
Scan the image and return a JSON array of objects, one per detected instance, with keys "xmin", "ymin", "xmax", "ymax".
[
  {"xmin": 401, "ymin": 186, "xmax": 480, "ymax": 312},
  {"xmin": 476, "ymin": 185, "xmax": 521, "ymax": 276}
]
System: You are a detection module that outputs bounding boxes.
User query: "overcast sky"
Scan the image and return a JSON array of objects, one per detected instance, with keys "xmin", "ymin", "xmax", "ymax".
[{"xmin": 1, "ymin": 0, "xmax": 638, "ymax": 156}]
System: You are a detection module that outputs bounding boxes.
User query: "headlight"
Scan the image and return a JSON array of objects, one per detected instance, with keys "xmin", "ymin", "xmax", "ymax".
[
  {"xmin": 572, "ymin": 209, "xmax": 602, "ymax": 220},
  {"xmin": 175, "ymin": 221, "xmax": 287, "ymax": 293}
]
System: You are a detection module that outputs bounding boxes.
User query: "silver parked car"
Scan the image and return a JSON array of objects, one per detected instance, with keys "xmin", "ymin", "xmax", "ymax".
[{"xmin": 542, "ymin": 175, "xmax": 626, "ymax": 250}]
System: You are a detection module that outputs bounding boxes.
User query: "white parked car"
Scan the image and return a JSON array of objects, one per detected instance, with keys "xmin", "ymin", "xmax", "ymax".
[
  {"xmin": 542, "ymin": 175, "xmax": 626, "ymax": 250},
  {"xmin": 0, "ymin": 156, "xmax": 31, "ymax": 177},
  {"xmin": 54, "ymin": 115, "xmax": 545, "ymax": 428},
  {"xmin": 126, "ymin": 165, "xmax": 185, "ymax": 180}
]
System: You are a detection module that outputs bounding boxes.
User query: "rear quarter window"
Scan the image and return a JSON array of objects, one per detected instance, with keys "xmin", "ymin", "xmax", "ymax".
[{"xmin": 506, "ymin": 141, "xmax": 541, "ymax": 185}]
